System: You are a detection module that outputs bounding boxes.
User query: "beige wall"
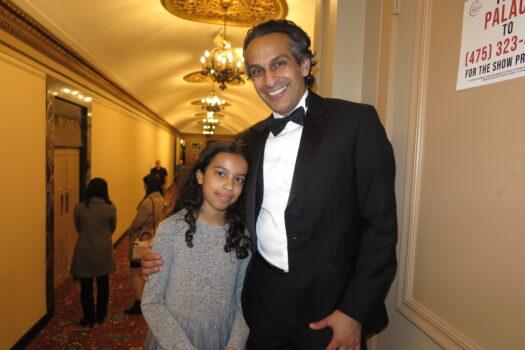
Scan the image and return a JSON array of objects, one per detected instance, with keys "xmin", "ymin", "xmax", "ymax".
[
  {"xmin": 361, "ymin": 0, "xmax": 382, "ymax": 108},
  {"xmin": 374, "ymin": 0, "xmax": 444, "ymax": 348},
  {"xmin": 91, "ymin": 100, "xmax": 175, "ymax": 242},
  {"xmin": 0, "ymin": 54, "xmax": 47, "ymax": 350},
  {"xmin": 0, "ymin": 37, "xmax": 177, "ymax": 348},
  {"xmin": 397, "ymin": 0, "xmax": 524, "ymax": 348},
  {"xmin": 314, "ymin": 0, "xmax": 387, "ymax": 124},
  {"xmin": 315, "ymin": 0, "xmax": 367, "ymax": 102},
  {"xmin": 376, "ymin": 0, "xmax": 525, "ymax": 349}
]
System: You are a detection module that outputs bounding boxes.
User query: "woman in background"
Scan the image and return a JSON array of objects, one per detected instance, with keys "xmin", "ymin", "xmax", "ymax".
[
  {"xmin": 123, "ymin": 174, "xmax": 164, "ymax": 315},
  {"xmin": 70, "ymin": 178, "xmax": 116, "ymax": 327}
]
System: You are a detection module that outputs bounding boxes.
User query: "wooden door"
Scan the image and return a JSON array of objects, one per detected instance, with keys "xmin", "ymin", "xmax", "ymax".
[
  {"xmin": 53, "ymin": 149, "xmax": 67, "ymax": 285},
  {"xmin": 65, "ymin": 149, "xmax": 79, "ymax": 270},
  {"xmin": 53, "ymin": 148, "xmax": 79, "ymax": 286}
]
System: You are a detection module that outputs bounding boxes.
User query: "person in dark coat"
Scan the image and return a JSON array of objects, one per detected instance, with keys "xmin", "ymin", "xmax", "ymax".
[
  {"xmin": 150, "ymin": 159, "xmax": 168, "ymax": 187},
  {"xmin": 70, "ymin": 178, "xmax": 116, "ymax": 327}
]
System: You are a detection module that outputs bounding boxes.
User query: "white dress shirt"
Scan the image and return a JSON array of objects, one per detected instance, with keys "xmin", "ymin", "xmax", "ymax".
[{"xmin": 256, "ymin": 91, "xmax": 309, "ymax": 271}]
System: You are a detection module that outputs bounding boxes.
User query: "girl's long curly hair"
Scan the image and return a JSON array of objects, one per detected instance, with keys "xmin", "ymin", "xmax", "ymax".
[{"xmin": 174, "ymin": 141, "xmax": 251, "ymax": 259}]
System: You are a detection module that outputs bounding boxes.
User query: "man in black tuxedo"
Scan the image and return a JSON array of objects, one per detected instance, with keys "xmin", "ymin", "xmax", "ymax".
[
  {"xmin": 143, "ymin": 20, "xmax": 397, "ymax": 350},
  {"xmin": 237, "ymin": 20, "xmax": 397, "ymax": 350}
]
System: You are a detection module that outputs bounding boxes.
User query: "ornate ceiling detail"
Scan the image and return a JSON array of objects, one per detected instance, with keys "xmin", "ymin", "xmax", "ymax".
[
  {"xmin": 182, "ymin": 71, "xmax": 214, "ymax": 83},
  {"xmin": 160, "ymin": 0, "xmax": 288, "ymax": 27},
  {"xmin": 182, "ymin": 71, "xmax": 244, "ymax": 86}
]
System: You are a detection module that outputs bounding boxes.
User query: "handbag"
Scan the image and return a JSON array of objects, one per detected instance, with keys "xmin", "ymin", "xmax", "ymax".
[{"xmin": 131, "ymin": 197, "xmax": 157, "ymax": 263}]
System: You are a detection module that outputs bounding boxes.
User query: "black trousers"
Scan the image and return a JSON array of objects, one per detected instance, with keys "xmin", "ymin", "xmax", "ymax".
[
  {"xmin": 245, "ymin": 254, "xmax": 367, "ymax": 350},
  {"xmin": 80, "ymin": 275, "xmax": 109, "ymax": 321}
]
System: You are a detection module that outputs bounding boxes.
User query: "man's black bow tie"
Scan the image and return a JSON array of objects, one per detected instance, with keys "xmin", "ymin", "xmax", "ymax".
[{"xmin": 269, "ymin": 107, "xmax": 305, "ymax": 136}]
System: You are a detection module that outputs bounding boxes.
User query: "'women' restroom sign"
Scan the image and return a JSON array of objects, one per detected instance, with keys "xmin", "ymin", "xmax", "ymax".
[{"xmin": 457, "ymin": 0, "xmax": 525, "ymax": 90}]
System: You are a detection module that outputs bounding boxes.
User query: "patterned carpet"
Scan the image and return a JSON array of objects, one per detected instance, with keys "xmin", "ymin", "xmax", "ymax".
[{"xmin": 27, "ymin": 239, "xmax": 149, "ymax": 350}]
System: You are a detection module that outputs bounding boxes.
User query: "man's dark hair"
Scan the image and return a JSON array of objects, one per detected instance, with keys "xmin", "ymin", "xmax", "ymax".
[{"xmin": 243, "ymin": 19, "xmax": 316, "ymax": 88}]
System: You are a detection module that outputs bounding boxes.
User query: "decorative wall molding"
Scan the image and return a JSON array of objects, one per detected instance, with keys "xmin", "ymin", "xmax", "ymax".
[
  {"xmin": 0, "ymin": 0, "xmax": 177, "ymax": 133},
  {"xmin": 395, "ymin": 0, "xmax": 484, "ymax": 349},
  {"xmin": 0, "ymin": 49, "xmax": 43, "ymax": 76}
]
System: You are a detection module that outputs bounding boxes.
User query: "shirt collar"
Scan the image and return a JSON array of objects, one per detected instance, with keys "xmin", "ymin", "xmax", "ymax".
[{"xmin": 272, "ymin": 90, "xmax": 309, "ymax": 119}]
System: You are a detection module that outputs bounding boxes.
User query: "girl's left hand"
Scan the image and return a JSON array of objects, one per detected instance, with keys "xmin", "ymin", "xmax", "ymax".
[{"xmin": 224, "ymin": 347, "xmax": 236, "ymax": 350}]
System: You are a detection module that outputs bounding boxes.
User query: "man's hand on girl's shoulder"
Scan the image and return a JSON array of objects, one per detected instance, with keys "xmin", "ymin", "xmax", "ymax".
[{"xmin": 141, "ymin": 241, "xmax": 163, "ymax": 280}]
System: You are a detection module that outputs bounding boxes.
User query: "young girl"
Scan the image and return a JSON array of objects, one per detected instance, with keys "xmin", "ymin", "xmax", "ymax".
[{"xmin": 141, "ymin": 142, "xmax": 251, "ymax": 350}]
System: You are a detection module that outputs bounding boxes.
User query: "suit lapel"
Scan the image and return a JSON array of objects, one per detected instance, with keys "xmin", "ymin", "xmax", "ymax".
[
  {"xmin": 287, "ymin": 92, "xmax": 330, "ymax": 208},
  {"xmin": 245, "ymin": 119, "xmax": 270, "ymax": 244}
]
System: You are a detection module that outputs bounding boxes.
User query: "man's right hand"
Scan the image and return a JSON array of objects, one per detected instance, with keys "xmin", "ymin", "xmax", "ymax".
[{"xmin": 141, "ymin": 240, "xmax": 164, "ymax": 280}]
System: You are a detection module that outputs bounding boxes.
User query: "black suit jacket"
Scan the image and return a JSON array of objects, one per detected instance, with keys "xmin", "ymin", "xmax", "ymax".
[{"xmin": 239, "ymin": 91, "xmax": 397, "ymax": 334}]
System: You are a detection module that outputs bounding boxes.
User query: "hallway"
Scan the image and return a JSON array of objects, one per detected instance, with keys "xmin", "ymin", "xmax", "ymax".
[
  {"xmin": 3, "ymin": 1, "xmax": 525, "ymax": 349},
  {"xmin": 27, "ymin": 240, "xmax": 149, "ymax": 350}
]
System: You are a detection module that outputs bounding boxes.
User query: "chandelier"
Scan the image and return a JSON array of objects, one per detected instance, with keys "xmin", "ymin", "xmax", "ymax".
[
  {"xmin": 183, "ymin": 0, "xmax": 245, "ymax": 90},
  {"xmin": 201, "ymin": 111, "xmax": 221, "ymax": 135},
  {"xmin": 199, "ymin": 35, "xmax": 244, "ymax": 90},
  {"xmin": 191, "ymin": 91, "xmax": 230, "ymax": 135},
  {"xmin": 191, "ymin": 91, "xmax": 231, "ymax": 112}
]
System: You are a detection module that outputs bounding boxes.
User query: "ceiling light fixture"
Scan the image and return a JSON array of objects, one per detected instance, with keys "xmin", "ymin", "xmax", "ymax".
[
  {"xmin": 191, "ymin": 91, "xmax": 231, "ymax": 112},
  {"xmin": 200, "ymin": 111, "xmax": 222, "ymax": 135},
  {"xmin": 184, "ymin": 0, "xmax": 245, "ymax": 90}
]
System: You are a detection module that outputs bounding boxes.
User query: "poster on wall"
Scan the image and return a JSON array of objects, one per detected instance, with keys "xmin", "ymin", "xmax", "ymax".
[{"xmin": 457, "ymin": 0, "xmax": 525, "ymax": 90}]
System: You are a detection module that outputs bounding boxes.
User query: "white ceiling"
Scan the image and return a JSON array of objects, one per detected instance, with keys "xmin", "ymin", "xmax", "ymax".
[{"xmin": 12, "ymin": 0, "xmax": 316, "ymax": 134}]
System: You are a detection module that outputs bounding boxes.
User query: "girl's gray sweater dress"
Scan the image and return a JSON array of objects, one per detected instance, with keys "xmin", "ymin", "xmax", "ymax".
[{"xmin": 141, "ymin": 210, "xmax": 250, "ymax": 350}]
